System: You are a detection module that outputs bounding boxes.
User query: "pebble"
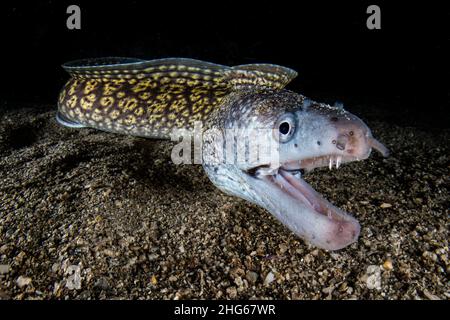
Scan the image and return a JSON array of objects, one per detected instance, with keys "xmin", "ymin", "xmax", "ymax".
[
  {"xmin": 148, "ymin": 253, "xmax": 159, "ymax": 261},
  {"xmin": 278, "ymin": 244, "xmax": 288, "ymax": 254},
  {"xmin": 322, "ymin": 285, "xmax": 334, "ymax": 295},
  {"xmin": 264, "ymin": 272, "xmax": 275, "ymax": 286},
  {"xmin": 422, "ymin": 251, "xmax": 438, "ymax": 262},
  {"xmin": 94, "ymin": 277, "xmax": 110, "ymax": 290},
  {"xmin": 65, "ymin": 265, "xmax": 82, "ymax": 290},
  {"xmin": 16, "ymin": 276, "xmax": 32, "ymax": 288},
  {"xmin": 423, "ymin": 289, "xmax": 440, "ymax": 300},
  {"xmin": 168, "ymin": 275, "xmax": 178, "ymax": 282},
  {"xmin": 365, "ymin": 265, "xmax": 381, "ymax": 290},
  {"xmin": 226, "ymin": 286, "xmax": 237, "ymax": 298},
  {"xmin": 339, "ymin": 282, "xmax": 348, "ymax": 292},
  {"xmin": 0, "ymin": 264, "xmax": 10, "ymax": 274},
  {"xmin": 245, "ymin": 271, "xmax": 259, "ymax": 284},
  {"xmin": 103, "ymin": 249, "xmax": 116, "ymax": 257},
  {"xmin": 234, "ymin": 276, "xmax": 244, "ymax": 287},
  {"xmin": 380, "ymin": 203, "xmax": 392, "ymax": 208},
  {"xmin": 51, "ymin": 262, "xmax": 60, "ymax": 273},
  {"xmin": 382, "ymin": 259, "xmax": 393, "ymax": 271}
]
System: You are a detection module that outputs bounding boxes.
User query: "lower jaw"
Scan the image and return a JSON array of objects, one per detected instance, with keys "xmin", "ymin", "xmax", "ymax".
[{"xmin": 255, "ymin": 169, "xmax": 360, "ymax": 250}]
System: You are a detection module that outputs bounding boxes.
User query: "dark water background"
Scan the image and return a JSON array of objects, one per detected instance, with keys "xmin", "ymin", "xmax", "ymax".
[{"xmin": 0, "ymin": 1, "xmax": 447, "ymax": 128}]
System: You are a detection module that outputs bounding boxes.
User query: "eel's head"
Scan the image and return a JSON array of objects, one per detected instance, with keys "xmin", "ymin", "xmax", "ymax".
[{"xmin": 202, "ymin": 90, "xmax": 389, "ymax": 251}]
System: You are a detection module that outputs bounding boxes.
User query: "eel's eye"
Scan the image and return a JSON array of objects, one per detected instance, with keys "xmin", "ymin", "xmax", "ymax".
[
  {"xmin": 274, "ymin": 113, "xmax": 296, "ymax": 143},
  {"xmin": 279, "ymin": 122, "xmax": 290, "ymax": 135}
]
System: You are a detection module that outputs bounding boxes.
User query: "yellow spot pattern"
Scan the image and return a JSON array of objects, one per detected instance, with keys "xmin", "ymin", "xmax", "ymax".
[{"xmin": 57, "ymin": 59, "xmax": 281, "ymax": 138}]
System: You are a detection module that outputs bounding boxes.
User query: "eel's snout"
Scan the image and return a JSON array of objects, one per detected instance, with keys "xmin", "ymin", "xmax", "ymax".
[{"xmin": 328, "ymin": 113, "xmax": 389, "ymax": 159}]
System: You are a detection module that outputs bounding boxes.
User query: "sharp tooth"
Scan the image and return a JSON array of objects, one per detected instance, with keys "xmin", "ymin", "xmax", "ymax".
[{"xmin": 336, "ymin": 156, "xmax": 341, "ymax": 169}]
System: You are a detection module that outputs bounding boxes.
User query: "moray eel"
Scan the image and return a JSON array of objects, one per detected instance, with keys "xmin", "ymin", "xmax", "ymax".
[{"xmin": 57, "ymin": 57, "xmax": 389, "ymax": 250}]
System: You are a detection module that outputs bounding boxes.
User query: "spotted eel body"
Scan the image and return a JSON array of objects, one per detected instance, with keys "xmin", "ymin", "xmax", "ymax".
[{"xmin": 57, "ymin": 57, "xmax": 296, "ymax": 137}]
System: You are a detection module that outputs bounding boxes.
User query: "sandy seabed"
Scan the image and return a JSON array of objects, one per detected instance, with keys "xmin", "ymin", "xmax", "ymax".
[{"xmin": 0, "ymin": 103, "xmax": 448, "ymax": 299}]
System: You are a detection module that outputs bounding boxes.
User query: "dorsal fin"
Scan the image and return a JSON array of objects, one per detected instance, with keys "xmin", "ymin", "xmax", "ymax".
[
  {"xmin": 63, "ymin": 57, "xmax": 229, "ymax": 84},
  {"xmin": 228, "ymin": 63, "xmax": 298, "ymax": 90},
  {"xmin": 62, "ymin": 57, "xmax": 297, "ymax": 90}
]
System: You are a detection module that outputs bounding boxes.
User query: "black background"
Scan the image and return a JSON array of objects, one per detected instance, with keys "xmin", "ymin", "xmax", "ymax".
[{"xmin": 0, "ymin": 1, "xmax": 448, "ymax": 127}]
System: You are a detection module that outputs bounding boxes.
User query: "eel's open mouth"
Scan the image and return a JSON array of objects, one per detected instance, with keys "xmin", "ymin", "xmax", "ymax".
[{"xmin": 245, "ymin": 138, "xmax": 388, "ymax": 250}]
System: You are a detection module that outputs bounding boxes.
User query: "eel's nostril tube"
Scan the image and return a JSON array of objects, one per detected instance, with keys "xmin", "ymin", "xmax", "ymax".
[
  {"xmin": 335, "ymin": 134, "xmax": 348, "ymax": 151},
  {"xmin": 368, "ymin": 137, "xmax": 390, "ymax": 157}
]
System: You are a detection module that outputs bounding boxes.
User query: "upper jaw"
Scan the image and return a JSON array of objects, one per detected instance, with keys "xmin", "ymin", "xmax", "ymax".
[
  {"xmin": 281, "ymin": 153, "xmax": 369, "ymax": 172},
  {"xmin": 280, "ymin": 134, "xmax": 389, "ymax": 172}
]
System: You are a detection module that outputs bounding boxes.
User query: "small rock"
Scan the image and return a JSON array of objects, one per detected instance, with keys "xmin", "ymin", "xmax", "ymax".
[
  {"xmin": 234, "ymin": 276, "xmax": 243, "ymax": 287},
  {"xmin": 278, "ymin": 244, "xmax": 288, "ymax": 254},
  {"xmin": 150, "ymin": 275, "xmax": 158, "ymax": 285},
  {"xmin": 103, "ymin": 188, "xmax": 112, "ymax": 197},
  {"xmin": 65, "ymin": 265, "xmax": 82, "ymax": 290},
  {"xmin": 226, "ymin": 286, "xmax": 237, "ymax": 298},
  {"xmin": 53, "ymin": 281, "xmax": 62, "ymax": 296},
  {"xmin": 365, "ymin": 265, "xmax": 381, "ymax": 290},
  {"xmin": 423, "ymin": 289, "xmax": 440, "ymax": 300},
  {"xmin": 322, "ymin": 285, "xmax": 334, "ymax": 295},
  {"xmin": 60, "ymin": 192, "xmax": 69, "ymax": 201},
  {"xmin": 264, "ymin": 272, "xmax": 275, "ymax": 286},
  {"xmin": 103, "ymin": 249, "xmax": 116, "ymax": 257},
  {"xmin": 51, "ymin": 262, "xmax": 60, "ymax": 273},
  {"xmin": 380, "ymin": 203, "xmax": 392, "ymax": 208},
  {"xmin": 148, "ymin": 253, "xmax": 159, "ymax": 261},
  {"xmin": 168, "ymin": 275, "xmax": 178, "ymax": 282},
  {"xmin": 15, "ymin": 251, "xmax": 26, "ymax": 263},
  {"xmin": 382, "ymin": 259, "xmax": 393, "ymax": 271},
  {"xmin": 245, "ymin": 271, "xmax": 259, "ymax": 284},
  {"xmin": 16, "ymin": 276, "xmax": 32, "ymax": 288},
  {"xmin": 0, "ymin": 264, "xmax": 10, "ymax": 274},
  {"xmin": 0, "ymin": 290, "xmax": 10, "ymax": 299},
  {"xmin": 94, "ymin": 277, "xmax": 110, "ymax": 290},
  {"xmin": 230, "ymin": 267, "xmax": 245, "ymax": 278},
  {"xmin": 127, "ymin": 257, "xmax": 137, "ymax": 267},
  {"xmin": 422, "ymin": 251, "xmax": 438, "ymax": 262},
  {"xmin": 339, "ymin": 282, "xmax": 348, "ymax": 292}
]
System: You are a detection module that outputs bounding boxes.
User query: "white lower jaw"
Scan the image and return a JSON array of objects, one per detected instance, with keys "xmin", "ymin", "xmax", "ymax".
[{"xmin": 242, "ymin": 170, "xmax": 360, "ymax": 251}]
